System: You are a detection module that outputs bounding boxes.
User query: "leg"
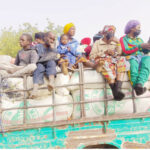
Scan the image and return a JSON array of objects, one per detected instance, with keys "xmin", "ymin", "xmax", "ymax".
[
  {"xmin": 30, "ymin": 63, "xmax": 46, "ymax": 99},
  {"xmin": 10, "ymin": 64, "xmax": 37, "ymax": 77},
  {"xmin": 101, "ymin": 61, "xmax": 122, "ymax": 100},
  {"xmin": 134, "ymin": 56, "xmax": 150, "ymax": 95},
  {"xmin": 137, "ymin": 56, "xmax": 150, "ymax": 86},
  {"xmin": 101, "ymin": 62, "xmax": 116, "ymax": 84},
  {"xmin": 59, "ymin": 58, "xmax": 69, "ymax": 75},
  {"xmin": 83, "ymin": 60, "xmax": 95, "ymax": 68},
  {"xmin": 0, "ymin": 62, "xmax": 24, "ymax": 74},
  {"xmin": 115, "ymin": 57, "xmax": 127, "ymax": 100},
  {"xmin": 46, "ymin": 60, "xmax": 57, "ymax": 91},
  {"xmin": 129, "ymin": 58, "xmax": 139, "ymax": 87},
  {"xmin": 116, "ymin": 56, "xmax": 126, "ymax": 81},
  {"xmin": 102, "ymin": 59, "xmax": 125, "ymax": 101},
  {"xmin": 33, "ymin": 63, "xmax": 46, "ymax": 85},
  {"xmin": 75, "ymin": 56, "xmax": 88, "ymax": 65}
]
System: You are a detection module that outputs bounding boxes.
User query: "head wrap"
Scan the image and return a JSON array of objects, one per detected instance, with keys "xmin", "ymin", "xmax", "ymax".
[
  {"xmin": 102, "ymin": 25, "xmax": 116, "ymax": 34},
  {"xmin": 63, "ymin": 23, "xmax": 75, "ymax": 34},
  {"xmin": 124, "ymin": 20, "xmax": 140, "ymax": 34},
  {"xmin": 93, "ymin": 32, "xmax": 103, "ymax": 43},
  {"xmin": 81, "ymin": 37, "xmax": 91, "ymax": 46}
]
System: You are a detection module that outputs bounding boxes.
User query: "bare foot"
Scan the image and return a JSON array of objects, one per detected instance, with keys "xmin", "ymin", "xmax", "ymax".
[
  {"xmin": 7, "ymin": 68, "xmax": 18, "ymax": 74},
  {"xmin": 47, "ymin": 84, "xmax": 54, "ymax": 91}
]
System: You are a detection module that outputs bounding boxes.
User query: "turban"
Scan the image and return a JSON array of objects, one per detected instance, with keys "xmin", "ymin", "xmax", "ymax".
[
  {"xmin": 81, "ymin": 37, "xmax": 91, "ymax": 46},
  {"xmin": 124, "ymin": 20, "xmax": 140, "ymax": 34},
  {"xmin": 63, "ymin": 23, "xmax": 75, "ymax": 34},
  {"xmin": 102, "ymin": 25, "xmax": 116, "ymax": 34}
]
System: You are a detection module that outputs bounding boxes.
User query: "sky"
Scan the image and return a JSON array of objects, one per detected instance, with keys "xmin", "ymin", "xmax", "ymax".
[{"xmin": 0, "ymin": 0, "xmax": 150, "ymax": 42}]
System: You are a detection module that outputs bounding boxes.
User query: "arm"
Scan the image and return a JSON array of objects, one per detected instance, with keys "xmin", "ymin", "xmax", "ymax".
[
  {"xmin": 115, "ymin": 44, "xmax": 122, "ymax": 55},
  {"xmin": 90, "ymin": 41, "xmax": 99, "ymax": 60},
  {"xmin": 57, "ymin": 46, "xmax": 68, "ymax": 54},
  {"xmin": 38, "ymin": 51, "xmax": 58, "ymax": 63},
  {"xmin": 30, "ymin": 50, "xmax": 39, "ymax": 64},
  {"xmin": 15, "ymin": 52, "xmax": 20, "ymax": 66},
  {"xmin": 69, "ymin": 45, "xmax": 81, "ymax": 56},
  {"xmin": 68, "ymin": 40, "xmax": 80, "ymax": 56},
  {"xmin": 111, "ymin": 37, "xmax": 122, "ymax": 55}
]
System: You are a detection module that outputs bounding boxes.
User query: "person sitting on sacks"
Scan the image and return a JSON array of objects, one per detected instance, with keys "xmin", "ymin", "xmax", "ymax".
[
  {"xmin": 78, "ymin": 37, "xmax": 92, "ymax": 60},
  {"xmin": 120, "ymin": 20, "xmax": 150, "ymax": 96},
  {"xmin": 90, "ymin": 25, "xmax": 127, "ymax": 101},
  {"xmin": 34, "ymin": 32, "xmax": 45, "ymax": 45},
  {"xmin": 58, "ymin": 23, "xmax": 94, "ymax": 75},
  {"xmin": 30, "ymin": 32, "xmax": 59, "ymax": 99},
  {"xmin": 31, "ymin": 32, "xmax": 44, "ymax": 46},
  {"xmin": 57, "ymin": 34, "xmax": 81, "ymax": 74},
  {"xmin": 0, "ymin": 33, "xmax": 38, "ymax": 78},
  {"xmin": 93, "ymin": 31, "xmax": 103, "ymax": 43}
]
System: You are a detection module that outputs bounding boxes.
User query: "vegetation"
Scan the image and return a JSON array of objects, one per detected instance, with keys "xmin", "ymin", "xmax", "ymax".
[{"xmin": 0, "ymin": 19, "xmax": 63, "ymax": 57}]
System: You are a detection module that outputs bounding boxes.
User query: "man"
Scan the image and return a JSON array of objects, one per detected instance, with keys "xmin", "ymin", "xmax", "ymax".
[{"xmin": 30, "ymin": 32, "xmax": 58, "ymax": 98}]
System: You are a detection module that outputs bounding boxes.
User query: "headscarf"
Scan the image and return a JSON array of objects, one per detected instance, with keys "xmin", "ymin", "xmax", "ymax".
[
  {"xmin": 63, "ymin": 23, "xmax": 75, "ymax": 34},
  {"xmin": 93, "ymin": 32, "xmax": 103, "ymax": 43},
  {"xmin": 81, "ymin": 37, "xmax": 91, "ymax": 46},
  {"xmin": 124, "ymin": 20, "xmax": 140, "ymax": 34},
  {"xmin": 102, "ymin": 25, "xmax": 116, "ymax": 34}
]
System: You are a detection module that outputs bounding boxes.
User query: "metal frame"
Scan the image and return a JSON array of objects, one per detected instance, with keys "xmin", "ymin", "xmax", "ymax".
[{"xmin": 0, "ymin": 63, "xmax": 150, "ymax": 133}]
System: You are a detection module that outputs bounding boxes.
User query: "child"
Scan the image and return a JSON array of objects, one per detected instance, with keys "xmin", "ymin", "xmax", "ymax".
[
  {"xmin": 57, "ymin": 34, "xmax": 81, "ymax": 75},
  {"xmin": 34, "ymin": 32, "xmax": 45, "ymax": 44},
  {"xmin": 31, "ymin": 32, "xmax": 45, "ymax": 46},
  {"xmin": 80, "ymin": 37, "xmax": 92, "ymax": 60},
  {"xmin": 1, "ymin": 33, "xmax": 38, "ymax": 78}
]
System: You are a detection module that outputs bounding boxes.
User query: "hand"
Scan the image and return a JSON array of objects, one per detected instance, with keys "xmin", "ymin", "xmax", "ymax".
[
  {"xmin": 56, "ymin": 54, "xmax": 61, "ymax": 59},
  {"xmin": 49, "ymin": 42, "xmax": 55, "ymax": 49},
  {"xmin": 10, "ymin": 58, "xmax": 15, "ymax": 64},
  {"xmin": 67, "ymin": 47, "xmax": 71, "ymax": 51},
  {"xmin": 106, "ymin": 49, "xmax": 115, "ymax": 55},
  {"xmin": 141, "ymin": 43, "xmax": 150, "ymax": 50},
  {"xmin": 95, "ymin": 58, "xmax": 100, "ymax": 64}
]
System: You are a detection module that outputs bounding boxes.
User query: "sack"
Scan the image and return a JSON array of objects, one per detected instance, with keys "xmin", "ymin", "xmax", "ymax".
[
  {"xmin": 0, "ymin": 55, "xmax": 12, "ymax": 63},
  {"xmin": 68, "ymin": 70, "xmax": 105, "ymax": 91},
  {"xmin": 2, "ymin": 94, "xmax": 73, "ymax": 126},
  {"xmin": 55, "ymin": 73, "xmax": 70, "ymax": 96},
  {"xmin": 71, "ymin": 89, "xmax": 133, "ymax": 119}
]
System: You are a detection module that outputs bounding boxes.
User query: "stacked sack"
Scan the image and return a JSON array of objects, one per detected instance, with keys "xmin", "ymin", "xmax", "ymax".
[
  {"xmin": 1, "ymin": 68, "xmax": 150, "ymax": 126},
  {"xmin": 67, "ymin": 70, "xmax": 150, "ymax": 118},
  {"xmin": 1, "ymin": 73, "xmax": 73, "ymax": 126}
]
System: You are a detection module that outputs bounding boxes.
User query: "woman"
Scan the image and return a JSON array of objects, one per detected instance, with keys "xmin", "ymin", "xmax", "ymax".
[
  {"xmin": 120, "ymin": 20, "xmax": 150, "ymax": 96},
  {"xmin": 90, "ymin": 25, "xmax": 127, "ymax": 101},
  {"xmin": 58, "ymin": 23, "xmax": 93, "ymax": 75}
]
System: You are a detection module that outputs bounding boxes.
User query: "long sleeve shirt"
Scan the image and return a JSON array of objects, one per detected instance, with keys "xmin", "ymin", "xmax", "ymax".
[
  {"xmin": 120, "ymin": 35, "xmax": 145, "ymax": 56},
  {"xmin": 57, "ymin": 39, "xmax": 81, "ymax": 65},
  {"xmin": 90, "ymin": 38, "xmax": 122, "ymax": 60},
  {"xmin": 35, "ymin": 44, "xmax": 58, "ymax": 62},
  {"xmin": 15, "ymin": 48, "xmax": 38, "ymax": 66},
  {"xmin": 57, "ymin": 44, "xmax": 80, "ymax": 56}
]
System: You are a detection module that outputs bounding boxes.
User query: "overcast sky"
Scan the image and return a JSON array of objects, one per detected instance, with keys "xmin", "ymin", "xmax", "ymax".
[{"xmin": 0, "ymin": 0, "xmax": 150, "ymax": 42}]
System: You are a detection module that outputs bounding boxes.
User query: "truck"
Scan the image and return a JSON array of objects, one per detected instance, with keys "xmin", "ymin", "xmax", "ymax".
[{"xmin": 0, "ymin": 63, "xmax": 150, "ymax": 149}]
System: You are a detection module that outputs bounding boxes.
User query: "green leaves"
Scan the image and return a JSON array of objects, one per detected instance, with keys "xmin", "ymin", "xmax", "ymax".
[{"xmin": 0, "ymin": 20, "xmax": 63, "ymax": 57}]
